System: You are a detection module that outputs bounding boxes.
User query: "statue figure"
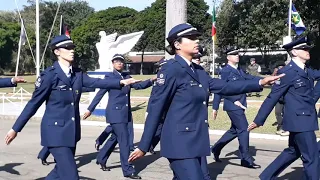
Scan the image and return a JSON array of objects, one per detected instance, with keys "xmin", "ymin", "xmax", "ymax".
[{"xmin": 95, "ymin": 31, "xmax": 144, "ymax": 71}]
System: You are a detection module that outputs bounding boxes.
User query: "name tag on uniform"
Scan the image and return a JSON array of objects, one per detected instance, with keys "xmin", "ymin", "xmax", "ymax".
[
  {"xmin": 190, "ymin": 80, "xmax": 198, "ymax": 86},
  {"xmin": 58, "ymin": 85, "xmax": 67, "ymax": 91},
  {"xmin": 294, "ymin": 79, "xmax": 306, "ymax": 88}
]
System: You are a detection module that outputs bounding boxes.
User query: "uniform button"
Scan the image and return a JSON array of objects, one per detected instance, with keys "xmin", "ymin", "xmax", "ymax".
[
  {"xmin": 69, "ymin": 88, "xmax": 72, "ymax": 91},
  {"xmin": 205, "ymin": 120, "xmax": 208, "ymax": 123},
  {"xmin": 199, "ymin": 84, "xmax": 202, "ymax": 88},
  {"xmin": 126, "ymin": 94, "xmax": 128, "ymax": 96},
  {"xmin": 126, "ymin": 104, "xmax": 128, "ymax": 106},
  {"xmin": 203, "ymin": 101, "xmax": 206, "ymax": 105},
  {"xmin": 186, "ymin": 127, "xmax": 189, "ymax": 130},
  {"xmin": 71, "ymin": 103, "xmax": 74, "ymax": 106},
  {"xmin": 302, "ymin": 112, "xmax": 305, "ymax": 114},
  {"xmin": 71, "ymin": 117, "xmax": 75, "ymax": 121},
  {"xmin": 116, "ymin": 107, "xmax": 119, "ymax": 109},
  {"xmin": 54, "ymin": 122, "xmax": 57, "ymax": 125}
]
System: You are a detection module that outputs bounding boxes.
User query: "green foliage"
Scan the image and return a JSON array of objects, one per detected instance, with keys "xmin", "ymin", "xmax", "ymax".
[
  {"xmin": 133, "ymin": 0, "xmax": 166, "ymax": 52},
  {"xmin": 216, "ymin": 0, "xmax": 238, "ymax": 50},
  {"xmin": 0, "ymin": 21, "xmax": 20, "ymax": 73},
  {"xmin": 187, "ymin": 0, "xmax": 212, "ymax": 41},
  {"xmin": 2, "ymin": 0, "xmax": 318, "ymax": 74},
  {"xmin": 236, "ymin": 0, "xmax": 287, "ymax": 49}
]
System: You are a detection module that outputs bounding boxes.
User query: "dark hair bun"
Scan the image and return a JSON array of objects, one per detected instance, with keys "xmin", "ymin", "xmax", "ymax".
[{"xmin": 165, "ymin": 45, "xmax": 175, "ymax": 55}]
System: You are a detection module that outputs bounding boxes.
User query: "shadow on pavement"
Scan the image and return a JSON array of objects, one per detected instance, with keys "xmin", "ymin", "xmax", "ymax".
[
  {"xmin": 278, "ymin": 166, "xmax": 303, "ymax": 180},
  {"xmin": 75, "ymin": 152, "xmax": 99, "ymax": 169},
  {"xmin": 35, "ymin": 176, "xmax": 96, "ymax": 180},
  {"xmin": 0, "ymin": 163, "xmax": 23, "ymax": 175},
  {"xmin": 132, "ymin": 151, "xmax": 161, "ymax": 175},
  {"xmin": 224, "ymin": 146, "xmax": 282, "ymax": 159},
  {"xmin": 207, "ymin": 157, "xmax": 238, "ymax": 179}
]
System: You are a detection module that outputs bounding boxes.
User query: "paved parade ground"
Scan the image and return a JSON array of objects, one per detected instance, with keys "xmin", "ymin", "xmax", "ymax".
[{"xmin": 0, "ymin": 119, "xmax": 304, "ymax": 180}]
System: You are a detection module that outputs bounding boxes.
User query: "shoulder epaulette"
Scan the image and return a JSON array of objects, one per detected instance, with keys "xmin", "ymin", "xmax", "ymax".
[{"xmin": 278, "ymin": 63, "xmax": 292, "ymax": 74}]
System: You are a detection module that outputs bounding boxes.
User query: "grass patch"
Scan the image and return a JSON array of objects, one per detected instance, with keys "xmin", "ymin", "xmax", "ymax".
[
  {"xmin": 0, "ymin": 75, "xmax": 273, "ymax": 100},
  {"xmin": 87, "ymin": 101, "xmax": 320, "ymax": 136}
]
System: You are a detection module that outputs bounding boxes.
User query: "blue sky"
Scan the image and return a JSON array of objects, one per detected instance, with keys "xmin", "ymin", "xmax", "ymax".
[{"xmin": 1, "ymin": 0, "xmax": 215, "ymax": 14}]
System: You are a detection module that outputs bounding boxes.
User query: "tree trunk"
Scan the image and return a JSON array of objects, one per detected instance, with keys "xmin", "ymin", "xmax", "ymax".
[
  {"xmin": 140, "ymin": 50, "xmax": 144, "ymax": 75},
  {"xmin": 165, "ymin": 0, "xmax": 187, "ymax": 59}
]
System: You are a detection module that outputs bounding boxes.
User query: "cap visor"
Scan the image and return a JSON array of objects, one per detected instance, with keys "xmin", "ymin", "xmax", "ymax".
[
  {"xmin": 181, "ymin": 30, "xmax": 201, "ymax": 37},
  {"xmin": 294, "ymin": 45, "xmax": 312, "ymax": 50},
  {"xmin": 58, "ymin": 43, "xmax": 76, "ymax": 49}
]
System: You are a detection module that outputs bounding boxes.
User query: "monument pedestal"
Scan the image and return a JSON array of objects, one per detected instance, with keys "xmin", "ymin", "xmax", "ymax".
[{"xmin": 87, "ymin": 70, "xmax": 113, "ymax": 117}]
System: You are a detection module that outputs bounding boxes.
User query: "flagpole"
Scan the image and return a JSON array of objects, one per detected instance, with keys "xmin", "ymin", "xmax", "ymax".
[
  {"xmin": 60, "ymin": 15, "xmax": 62, "ymax": 35},
  {"xmin": 14, "ymin": 31, "xmax": 22, "ymax": 93},
  {"xmin": 288, "ymin": 0, "xmax": 292, "ymax": 38},
  {"xmin": 287, "ymin": 0, "xmax": 293, "ymax": 61},
  {"xmin": 36, "ymin": 0, "xmax": 40, "ymax": 77}
]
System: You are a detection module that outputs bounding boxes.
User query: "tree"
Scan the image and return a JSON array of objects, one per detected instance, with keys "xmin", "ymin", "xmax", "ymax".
[
  {"xmin": 294, "ymin": 0, "xmax": 320, "ymax": 68},
  {"xmin": 216, "ymin": 0, "xmax": 238, "ymax": 51},
  {"xmin": 132, "ymin": 0, "xmax": 211, "ymax": 74},
  {"xmin": 187, "ymin": 0, "xmax": 212, "ymax": 41},
  {"xmin": 18, "ymin": 0, "xmax": 94, "ymax": 71},
  {"xmin": 134, "ymin": 0, "xmax": 166, "ymax": 74},
  {"xmin": 0, "ymin": 21, "xmax": 20, "ymax": 74}
]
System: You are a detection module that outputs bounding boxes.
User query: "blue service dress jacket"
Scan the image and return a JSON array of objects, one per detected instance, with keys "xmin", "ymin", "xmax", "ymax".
[
  {"xmin": 212, "ymin": 64, "xmax": 261, "ymax": 111},
  {"xmin": 254, "ymin": 61, "xmax": 320, "ymax": 132},
  {"xmin": 87, "ymin": 70, "xmax": 153, "ymax": 124},
  {"xmin": 138, "ymin": 55, "xmax": 263, "ymax": 159},
  {"xmin": 12, "ymin": 61, "xmax": 122, "ymax": 147}
]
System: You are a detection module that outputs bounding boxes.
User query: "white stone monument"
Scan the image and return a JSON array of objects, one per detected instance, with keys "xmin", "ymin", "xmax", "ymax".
[{"xmin": 87, "ymin": 31, "xmax": 144, "ymax": 116}]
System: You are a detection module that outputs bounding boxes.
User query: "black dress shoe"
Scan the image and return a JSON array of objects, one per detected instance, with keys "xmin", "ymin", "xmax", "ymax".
[
  {"xmin": 124, "ymin": 173, "xmax": 142, "ymax": 179},
  {"xmin": 241, "ymin": 160, "xmax": 261, "ymax": 169},
  {"xmin": 38, "ymin": 157, "xmax": 49, "ymax": 166},
  {"xmin": 149, "ymin": 149, "xmax": 156, "ymax": 155},
  {"xmin": 96, "ymin": 161, "xmax": 110, "ymax": 171},
  {"xmin": 95, "ymin": 143, "xmax": 100, "ymax": 151},
  {"xmin": 41, "ymin": 160, "xmax": 49, "ymax": 166},
  {"xmin": 211, "ymin": 147, "xmax": 221, "ymax": 162}
]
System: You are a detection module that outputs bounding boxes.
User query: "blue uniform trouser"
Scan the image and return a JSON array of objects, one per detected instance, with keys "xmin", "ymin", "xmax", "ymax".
[
  {"xmin": 260, "ymin": 131, "xmax": 319, "ymax": 180},
  {"xmin": 128, "ymin": 120, "xmax": 134, "ymax": 150},
  {"xmin": 95, "ymin": 125, "xmax": 113, "ymax": 145},
  {"xmin": 212, "ymin": 109, "xmax": 253, "ymax": 163},
  {"xmin": 38, "ymin": 146, "xmax": 51, "ymax": 161},
  {"xmin": 96, "ymin": 121, "xmax": 134, "ymax": 150},
  {"xmin": 169, "ymin": 156, "xmax": 211, "ymax": 180},
  {"xmin": 150, "ymin": 123, "xmax": 163, "ymax": 150},
  {"xmin": 96, "ymin": 123, "xmax": 135, "ymax": 176},
  {"xmin": 45, "ymin": 146, "xmax": 78, "ymax": 180}
]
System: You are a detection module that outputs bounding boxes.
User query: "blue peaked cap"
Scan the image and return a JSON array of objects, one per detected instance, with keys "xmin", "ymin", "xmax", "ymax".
[
  {"xmin": 112, "ymin": 54, "xmax": 125, "ymax": 62},
  {"xmin": 225, "ymin": 46, "xmax": 239, "ymax": 55},
  {"xmin": 50, "ymin": 35, "xmax": 75, "ymax": 50},
  {"xmin": 167, "ymin": 23, "xmax": 201, "ymax": 44},
  {"xmin": 282, "ymin": 36, "xmax": 312, "ymax": 50}
]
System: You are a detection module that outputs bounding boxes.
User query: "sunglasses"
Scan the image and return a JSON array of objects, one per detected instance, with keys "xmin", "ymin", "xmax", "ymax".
[
  {"xmin": 60, "ymin": 46, "xmax": 75, "ymax": 50},
  {"xmin": 182, "ymin": 35, "xmax": 199, "ymax": 41},
  {"xmin": 294, "ymin": 48, "xmax": 311, "ymax": 51},
  {"xmin": 112, "ymin": 60, "xmax": 124, "ymax": 63}
]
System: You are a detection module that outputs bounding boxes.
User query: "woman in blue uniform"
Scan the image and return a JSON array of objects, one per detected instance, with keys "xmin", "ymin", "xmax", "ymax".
[
  {"xmin": 4, "ymin": 35, "xmax": 139, "ymax": 180},
  {"xmin": 128, "ymin": 23, "xmax": 284, "ymax": 179}
]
